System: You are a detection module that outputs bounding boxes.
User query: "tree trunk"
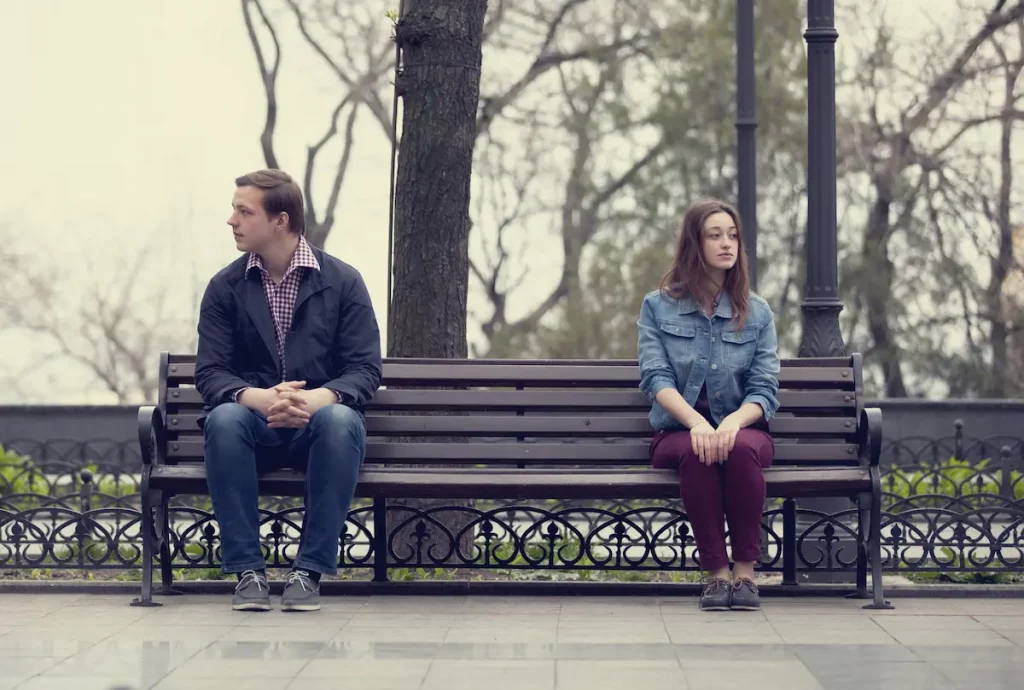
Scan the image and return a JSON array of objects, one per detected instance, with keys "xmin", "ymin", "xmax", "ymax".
[
  {"xmin": 389, "ymin": 0, "xmax": 486, "ymax": 356},
  {"xmin": 386, "ymin": 0, "xmax": 487, "ymax": 573},
  {"xmin": 986, "ymin": 117, "xmax": 1013, "ymax": 398},
  {"xmin": 861, "ymin": 185, "xmax": 909, "ymax": 397},
  {"xmin": 984, "ymin": 47, "xmax": 1020, "ymax": 398}
]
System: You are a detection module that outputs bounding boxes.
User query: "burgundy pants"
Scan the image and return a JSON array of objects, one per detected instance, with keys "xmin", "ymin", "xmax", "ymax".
[{"xmin": 650, "ymin": 428, "xmax": 775, "ymax": 573}]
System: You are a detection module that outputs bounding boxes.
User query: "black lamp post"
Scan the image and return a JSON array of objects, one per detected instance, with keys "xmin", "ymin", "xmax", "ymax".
[
  {"xmin": 735, "ymin": 0, "xmax": 757, "ymax": 290},
  {"xmin": 800, "ymin": 0, "xmax": 845, "ymax": 357},
  {"xmin": 797, "ymin": 0, "xmax": 853, "ymax": 584}
]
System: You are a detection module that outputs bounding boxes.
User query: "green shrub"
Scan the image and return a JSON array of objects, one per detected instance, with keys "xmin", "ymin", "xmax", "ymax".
[
  {"xmin": 0, "ymin": 445, "xmax": 50, "ymax": 508},
  {"xmin": 883, "ymin": 456, "xmax": 1023, "ymax": 504}
]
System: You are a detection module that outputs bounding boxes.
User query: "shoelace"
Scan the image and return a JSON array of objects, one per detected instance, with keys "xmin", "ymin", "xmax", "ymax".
[
  {"xmin": 733, "ymin": 577, "xmax": 758, "ymax": 593},
  {"xmin": 287, "ymin": 569, "xmax": 314, "ymax": 592},
  {"xmin": 702, "ymin": 577, "xmax": 729, "ymax": 597},
  {"xmin": 236, "ymin": 569, "xmax": 267, "ymax": 592}
]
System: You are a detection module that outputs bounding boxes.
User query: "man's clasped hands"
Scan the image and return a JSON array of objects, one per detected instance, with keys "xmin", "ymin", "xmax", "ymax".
[{"xmin": 237, "ymin": 381, "xmax": 337, "ymax": 428}]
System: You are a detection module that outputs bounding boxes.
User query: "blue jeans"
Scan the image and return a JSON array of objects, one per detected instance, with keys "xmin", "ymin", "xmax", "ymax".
[{"xmin": 202, "ymin": 402, "xmax": 366, "ymax": 576}]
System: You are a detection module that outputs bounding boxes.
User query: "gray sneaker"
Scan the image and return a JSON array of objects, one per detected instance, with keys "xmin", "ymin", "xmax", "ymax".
[
  {"xmin": 699, "ymin": 577, "xmax": 732, "ymax": 611},
  {"xmin": 730, "ymin": 577, "xmax": 761, "ymax": 610},
  {"xmin": 281, "ymin": 570, "xmax": 321, "ymax": 612},
  {"xmin": 232, "ymin": 570, "xmax": 271, "ymax": 611}
]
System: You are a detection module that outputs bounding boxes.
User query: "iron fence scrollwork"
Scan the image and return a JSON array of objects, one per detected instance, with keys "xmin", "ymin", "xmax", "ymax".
[{"xmin": 2, "ymin": 426, "xmax": 1023, "ymax": 578}]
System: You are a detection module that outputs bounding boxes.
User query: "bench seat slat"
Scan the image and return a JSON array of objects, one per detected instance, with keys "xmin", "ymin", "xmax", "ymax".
[
  {"xmin": 163, "ymin": 388, "xmax": 859, "ymax": 410},
  {"xmin": 162, "ymin": 389, "xmax": 860, "ymax": 411},
  {"xmin": 149, "ymin": 465, "xmax": 870, "ymax": 499},
  {"xmin": 164, "ymin": 413, "xmax": 857, "ymax": 437}
]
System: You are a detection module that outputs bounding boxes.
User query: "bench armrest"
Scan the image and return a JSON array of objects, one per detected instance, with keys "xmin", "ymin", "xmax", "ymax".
[
  {"xmin": 859, "ymin": 407, "xmax": 882, "ymax": 467},
  {"xmin": 137, "ymin": 405, "xmax": 167, "ymax": 467}
]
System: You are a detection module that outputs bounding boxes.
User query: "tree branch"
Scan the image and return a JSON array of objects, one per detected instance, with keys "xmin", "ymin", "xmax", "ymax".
[
  {"xmin": 901, "ymin": 0, "xmax": 1024, "ymax": 134},
  {"xmin": 241, "ymin": 0, "xmax": 282, "ymax": 169},
  {"xmin": 284, "ymin": 0, "xmax": 395, "ymax": 140},
  {"xmin": 477, "ymin": 30, "xmax": 658, "ymax": 138},
  {"xmin": 321, "ymin": 103, "xmax": 360, "ymax": 242}
]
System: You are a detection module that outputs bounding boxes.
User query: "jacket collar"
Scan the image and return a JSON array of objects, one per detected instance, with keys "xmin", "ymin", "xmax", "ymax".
[{"xmin": 676, "ymin": 290, "xmax": 733, "ymax": 319}]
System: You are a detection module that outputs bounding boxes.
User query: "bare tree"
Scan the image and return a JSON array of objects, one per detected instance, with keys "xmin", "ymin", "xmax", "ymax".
[
  {"xmin": 468, "ymin": 0, "xmax": 672, "ymax": 355},
  {"xmin": 242, "ymin": 0, "xmax": 663, "ymax": 252},
  {"xmin": 241, "ymin": 0, "xmax": 396, "ymax": 248},
  {"xmin": 0, "ymin": 238, "xmax": 202, "ymax": 404},
  {"xmin": 838, "ymin": 0, "xmax": 1024, "ymax": 396},
  {"xmin": 471, "ymin": 0, "xmax": 810, "ymax": 358},
  {"xmin": 980, "ymin": 21, "xmax": 1024, "ymax": 395}
]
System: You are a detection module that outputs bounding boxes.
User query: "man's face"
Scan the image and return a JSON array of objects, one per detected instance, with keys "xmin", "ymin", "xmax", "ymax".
[{"xmin": 227, "ymin": 185, "xmax": 284, "ymax": 254}]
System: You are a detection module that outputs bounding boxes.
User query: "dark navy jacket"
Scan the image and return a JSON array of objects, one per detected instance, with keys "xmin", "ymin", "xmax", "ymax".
[{"xmin": 194, "ymin": 247, "xmax": 383, "ymax": 422}]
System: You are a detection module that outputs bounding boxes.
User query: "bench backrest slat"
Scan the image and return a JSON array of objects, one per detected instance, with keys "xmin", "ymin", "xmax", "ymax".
[
  {"xmin": 156, "ymin": 354, "xmax": 865, "ymax": 469},
  {"xmin": 165, "ymin": 361, "xmax": 855, "ymax": 388}
]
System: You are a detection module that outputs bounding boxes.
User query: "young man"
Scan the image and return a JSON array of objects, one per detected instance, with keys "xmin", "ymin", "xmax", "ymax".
[{"xmin": 195, "ymin": 169, "xmax": 382, "ymax": 612}]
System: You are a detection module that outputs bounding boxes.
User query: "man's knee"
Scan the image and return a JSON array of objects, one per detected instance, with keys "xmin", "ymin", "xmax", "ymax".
[
  {"xmin": 311, "ymin": 404, "xmax": 364, "ymax": 438},
  {"xmin": 204, "ymin": 403, "xmax": 252, "ymax": 436}
]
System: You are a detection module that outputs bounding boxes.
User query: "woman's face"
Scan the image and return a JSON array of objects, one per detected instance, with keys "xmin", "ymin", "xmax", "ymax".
[{"xmin": 701, "ymin": 211, "xmax": 739, "ymax": 273}]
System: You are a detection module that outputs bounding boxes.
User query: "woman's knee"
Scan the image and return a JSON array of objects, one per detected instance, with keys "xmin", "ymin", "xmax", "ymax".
[
  {"xmin": 728, "ymin": 429, "xmax": 774, "ymax": 468},
  {"xmin": 650, "ymin": 431, "xmax": 696, "ymax": 471}
]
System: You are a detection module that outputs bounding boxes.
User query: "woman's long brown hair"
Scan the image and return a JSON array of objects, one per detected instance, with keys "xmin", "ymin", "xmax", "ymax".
[{"xmin": 658, "ymin": 198, "xmax": 751, "ymax": 330}]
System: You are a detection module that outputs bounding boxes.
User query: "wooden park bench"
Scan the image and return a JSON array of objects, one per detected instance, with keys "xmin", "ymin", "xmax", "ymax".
[{"xmin": 133, "ymin": 354, "xmax": 887, "ymax": 609}]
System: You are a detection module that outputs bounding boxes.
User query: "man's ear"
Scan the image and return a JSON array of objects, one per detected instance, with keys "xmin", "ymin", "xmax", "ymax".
[{"xmin": 277, "ymin": 212, "xmax": 290, "ymax": 231}]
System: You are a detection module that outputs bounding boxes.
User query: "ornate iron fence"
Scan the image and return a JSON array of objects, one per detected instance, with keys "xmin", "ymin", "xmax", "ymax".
[{"xmin": 2, "ymin": 421, "xmax": 1023, "ymax": 578}]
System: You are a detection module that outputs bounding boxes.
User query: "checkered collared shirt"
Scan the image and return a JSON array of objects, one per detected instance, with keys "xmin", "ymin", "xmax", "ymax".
[{"xmin": 246, "ymin": 236, "xmax": 321, "ymax": 380}]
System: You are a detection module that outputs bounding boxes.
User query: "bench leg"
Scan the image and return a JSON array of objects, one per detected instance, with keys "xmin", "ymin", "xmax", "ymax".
[
  {"xmin": 372, "ymin": 497, "xmax": 389, "ymax": 583},
  {"xmin": 781, "ymin": 499, "xmax": 797, "ymax": 586},
  {"xmin": 130, "ymin": 484, "xmax": 162, "ymax": 607},
  {"xmin": 863, "ymin": 473, "xmax": 893, "ymax": 610},
  {"xmin": 157, "ymin": 497, "xmax": 183, "ymax": 596},
  {"xmin": 847, "ymin": 492, "xmax": 870, "ymax": 600}
]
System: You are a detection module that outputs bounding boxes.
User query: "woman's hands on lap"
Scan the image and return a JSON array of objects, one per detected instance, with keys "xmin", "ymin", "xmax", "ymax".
[
  {"xmin": 714, "ymin": 417, "xmax": 742, "ymax": 461},
  {"xmin": 691, "ymin": 416, "xmax": 743, "ymax": 465},
  {"xmin": 690, "ymin": 420, "xmax": 721, "ymax": 464}
]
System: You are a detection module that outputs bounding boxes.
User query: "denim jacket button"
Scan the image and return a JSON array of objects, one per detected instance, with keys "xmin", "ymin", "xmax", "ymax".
[{"xmin": 711, "ymin": 364, "xmax": 718, "ymax": 370}]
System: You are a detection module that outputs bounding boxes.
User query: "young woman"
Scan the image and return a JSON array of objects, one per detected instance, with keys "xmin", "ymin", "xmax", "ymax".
[{"xmin": 637, "ymin": 199, "xmax": 780, "ymax": 611}]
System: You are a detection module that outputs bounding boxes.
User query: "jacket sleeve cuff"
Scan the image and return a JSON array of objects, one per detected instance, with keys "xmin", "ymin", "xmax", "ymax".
[
  {"xmin": 213, "ymin": 378, "xmax": 252, "ymax": 406},
  {"xmin": 742, "ymin": 394, "xmax": 777, "ymax": 421},
  {"xmin": 325, "ymin": 384, "xmax": 356, "ymax": 406},
  {"xmin": 644, "ymin": 376, "xmax": 677, "ymax": 402}
]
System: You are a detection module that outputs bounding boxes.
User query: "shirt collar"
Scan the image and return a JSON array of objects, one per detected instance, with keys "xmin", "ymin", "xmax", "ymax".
[{"xmin": 246, "ymin": 236, "xmax": 321, "ymax": 277}]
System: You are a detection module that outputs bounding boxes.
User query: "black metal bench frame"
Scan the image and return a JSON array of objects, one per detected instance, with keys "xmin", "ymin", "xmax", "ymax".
[{"xmin": 131, "ymin": 353, "xmax": 890, "ymax": 609}]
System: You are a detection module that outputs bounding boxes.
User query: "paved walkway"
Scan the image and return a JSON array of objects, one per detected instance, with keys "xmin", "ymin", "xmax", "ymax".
[{"xmin": 2, "ymin": 592, "xmax": 1023, "ymax": 689}]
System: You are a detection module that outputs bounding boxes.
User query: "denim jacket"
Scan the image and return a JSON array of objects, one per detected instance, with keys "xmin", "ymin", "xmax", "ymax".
[{"xmin": 637, "ymin": 289, "xmax": 780, "ymax": 430}]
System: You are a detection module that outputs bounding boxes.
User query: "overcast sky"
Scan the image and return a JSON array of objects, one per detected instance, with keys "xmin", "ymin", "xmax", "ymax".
[
  {"xmin": 0, "ymin": 0, "xmax": 989, "ymax": 403},
  {"xmin": 1, "ymin": 0, "xmax": 398, "ymax": 402}
]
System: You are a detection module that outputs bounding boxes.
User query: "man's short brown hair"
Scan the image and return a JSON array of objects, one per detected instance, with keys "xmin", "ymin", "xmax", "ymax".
[{"xmin": 235, "ymin": 169, "xmax": 305, "ymax": 235}]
